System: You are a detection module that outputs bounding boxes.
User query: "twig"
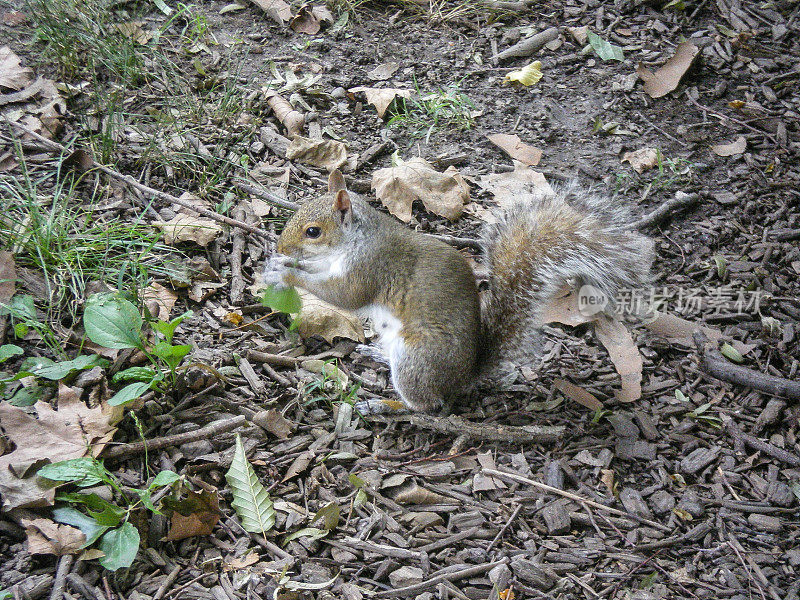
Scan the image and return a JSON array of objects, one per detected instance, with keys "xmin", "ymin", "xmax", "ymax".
[
  {"xmin": 374, "ymin": 559, "xmax": 508, "ymax": 598},
  {"xmin": 685, "ymin": 95, "xmax": 778, "ymax": 145},
  {"xmin": 328, "ymin": 536, "xmax": 425, "ymax": 561},
  {"xmin": 723, "ymin": 416, "xmax": 800, "ymax": 467},
  {"xmin": 229, "ymin": 206, "xmax": 247, "ymax": 304},
  {"xmin": 153, "ymin": 566, "xmax": 182, "ymax": 600},
  {"xmin": 232, "ymin": 180, "xmax": 300, "ymax": 212},
  {"xmin": 493, "ymin": 27, "xmax": 560, "ymax": 61},
  {"xmin": 430, "ymin": 233, "xmax": 483, "ymax": 252},
  {"xmin": 103, "ymin": 415, "xmax": 247, "ymax": 459},
  {"xmin": 49, "ymin": 555, "xmax": 74, "ymax": 600},
  {"xmin": 486, "ymin": 503, "xmax": 522, "ymax": 551},
  {"xmin": 480, "ymin": 0, "xmax": 536, "ymax": 10},
  {"xmin": 4, "ymin": 121, "xmax": 271, "ymax": 240},
  {"xmin": 482, "ymin": 468, "xmax": 672, "ymax": 532},
  {"xmin": 377, "ymin": 413, "xmax": 565, "ymax": 443},
  {"xmin": 417, "ymin": 526, "xmax": 481, "ymax": 553},
  {"xmin": 699, "ymin": 352, "xmax": 800, "ymax": 400},
  {"xmin": 635, "ymin": 192, "xmax": 700, "ymax": 229}
]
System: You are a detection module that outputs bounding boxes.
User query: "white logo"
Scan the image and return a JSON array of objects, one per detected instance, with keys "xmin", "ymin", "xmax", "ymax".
[{"xmin": 578, "ymin": 284, "xmax": 608, "ymax": 316}]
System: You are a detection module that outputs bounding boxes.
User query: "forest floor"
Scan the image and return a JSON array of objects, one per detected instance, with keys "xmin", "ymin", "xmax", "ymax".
[{"xmin": 0, "ymin": 0, "xmax": 799, "ymax": 599}]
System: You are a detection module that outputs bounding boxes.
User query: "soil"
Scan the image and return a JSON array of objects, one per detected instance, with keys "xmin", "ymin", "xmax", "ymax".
[{"xmin": 1, "ymin": 1, "xmax": 799, "ymax": 599}]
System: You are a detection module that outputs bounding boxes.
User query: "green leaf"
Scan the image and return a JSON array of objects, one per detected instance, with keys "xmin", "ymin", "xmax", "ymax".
[
  {"xmin": 283, "ymin": 527, "xmax": 328, "ymax": 545},
  {"xmin": 53, "ymin": 507, "xmax": 109, "ymax": 547},
  {"xmin": 152, "ymin": 342, "xmax": 191, "ymax": 370},
  {"xmin": 225, "ymin": 434, "xmax": 275, "ymax": 534},
  {"xmin": 312, "ymin": 502, "xmax": 340, "ymax": 531},
  {"xmin": 152, "ymin": 0, "xmax": 173, "ymax": 15},
  {"xmin": 38, "ymin": 457, "xmax": 110, "ymax": 487},
  {"xmin": 83, "ymin": 294, "xmax": 144, "ymax": 349},
  {"xmin": 354, "ymin": 488, "xmax": 368, "ymax": 508},
  {"xmin": 98, "ymin": 523, "xmax": 140, "ymax": 571},
  {"xmin": 150, "ymin": 470, "xmax": 181, "ymax": 489},
  {"xmin": 57, "ymin": 493, "xmax": 125, "ymax": 526},
  {"xmin": 0, "ymin": 294, "xmax": 36, "ymax": 320},
  {"xmin": 261, "ymin": 285, "xmax": 302, "ymax": 314},
  {"xmin": 113, "ymin": 366, "xmax": 160, "ymax": 384},
  {"xmin": 0, "ymin": 344, "xmax": 23, "ymax": 363},
  {"xmin": 135, "ymin": 488, "xmax": 159, "ymax": 513},
  {"xmin": 587, "ymin": 30, "xmax": 624, "ymax": 62},
  {"xmin": 152, "ymin": 311, "xmax": 192, "ymax": 344},
  {"xmin": 348, "ymin": 474, "xmax": 365, "ymax": 489},
  {"xmin": 108, "ymin": 382, "xmax": 150, "ymax": 406},
  {"xmin": 22, "ymin": 354, "xmax": 104, "ymax": 380},
  {"xmin": 7, "ymin": 385, "xmax": 43, "ymax": 406},
  {"xmin": 720, "ymin": 343, "xmax": 744, "ymax": 363}
]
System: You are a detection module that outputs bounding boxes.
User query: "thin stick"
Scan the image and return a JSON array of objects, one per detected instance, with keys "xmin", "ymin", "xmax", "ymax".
[
  {"xmin": 103, "ymin": 415, "xmax": 247, "ymax": 459},
  {"xmin": 153, "ymin": 566, "xmax": 182, "ymax": 600},
  {"xmin": 417, "ymin": 526, "xmax": 481, "ymax": 554},
  {"xmin": 49, "ymin": 554, "xmax": 74, "ymax": 600},
  {"xmin": 723, "ymin": 417, "xmax": 800, "ymax": 467},
  {"xmin": 700, "ymin": 354, "xmax": 800, "ymax": 401},
  {"xmin": 482, "ymin": 468, "xmax": 672, "ymax": 533},
  {"xmin": 379, "ymin": 414, "xmax": 565, "ymax": 444},
  {"xmin": 233, "ymin": 180, "xmax": 300, "ymax": 212},
  {"xmin": 374, "ymin": 559, "xmax": 508, "ymax": 598},
  {"xmin": 635, "ymin": 192, "xmax": 700, "ymax": 229},
  {"xmin": 5, "ymin": 121, "xmax": 270, "ymax": 240},
  {"xmin": 486, "ymin": 503, "xmax": 522, "ymax": 551}
]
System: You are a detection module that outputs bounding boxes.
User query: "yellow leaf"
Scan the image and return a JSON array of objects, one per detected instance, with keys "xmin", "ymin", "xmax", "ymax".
[{"xmin": 504, "ymin": 61, "xmax": 543, "ymax": 86}]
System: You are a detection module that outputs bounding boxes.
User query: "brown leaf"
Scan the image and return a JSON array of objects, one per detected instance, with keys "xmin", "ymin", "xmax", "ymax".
[
  {"xmin": 290, "ymin": 4, "xmax": 333, "ymax": 34},
  {"xmin": 22, "ymin": 518, "xmax": 86, "ymax": 556},
  {"xmin": 349, "ymin": 86, "xmax": 412, "ymax": 119},
  {"xmin": 371, "ymin": 156, "xmax": 469, "ymax": 222},
  {"xmin": 391, "ymin": 482, "xmax": 450, "ymax": 505},
  {"xmin": 711, "ymin": 136, "xmax": 746, "ymax": 157},
  {"xmin": 538, "ymin": 287, "xmax": 597, "ymax": 327},
  {"xmin": 0, "ymin": 149, "xmax": 18, "ymax": 172},
  {"xmin": 254, "ymin": 408, "xmax": 294, "ymax": 440},
  {"xmin": 249, "ymin": 0, "xmax": 292, "ymax": 25},
  {"xmin": 265, "ymin": 91, "xmax": 304, "ymax": 136},
  {"xmin": 294, "ymin": 289, "xmax": 365, "ymax": 343},
  {"xmin": 165, "ymin": 489, "xmax": 221, "ymax": 541},
  {"xmin": 0, "ymin": 46, "xmax": 34, "ymax": 91},
  {"xmin": 282, "ymin": 450, "xmax": 314, "ymax": 482},
  {"xmin": 367, "ymin": 62, "xmax": 399, "ymax": 81},
  {"xmin": 476, "ymin": 163, "xmax": 554, "ymax": 210},
  {"xmin": 226, "ymin": 549, "xmax": 260, "ymax": 570},
  {"xmin": 553, "ymin": 378, "xmax": 603, "ymax": 411},
  {"xmin": 0, "ymin": 250, "xmax": 15, "ymax": 306},
  {"xmin": 594, "ymin": 315, "xmax": 643, "ymax": 403},
  {"xmin": 154, "ymin": 214, "xmax": 224, "ymax": 247},
  {"xmin": 0, "ymin": 391, "xmax": 117, "ymax": 510},
  {"xmin": 113, "ymin": 21, "xmax": 152, "ymax": 45},
  {"xmin": 286, "ymin": 135, "xmax": 348, "ymax": 172},
  {"xmin": 641, "ymin": 310, "xmax": 723, "ymax": 345},
  {"xmin": 62, "ymin": 149, "xmax": 94, "ymax": 173},
  {"xmin": 637, "ymin": 41, "xmax": 700, "ymax": 98},
  {"xmin": 487, "ymin": 133, "xmax": 542, "ymax": 166},
  {"xmin": 142, "ymin": 281, "xmax": 178, "ymax": 322},
  {"xmin": 567, "ymin": 25, "xmax": 588, "ymax": 45},
  {"xmin": 621, "ymin": 147, "xmax": 659, "ymax": 173}
]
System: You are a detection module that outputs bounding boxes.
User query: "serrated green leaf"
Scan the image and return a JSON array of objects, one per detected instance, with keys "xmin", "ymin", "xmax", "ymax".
[
  {"xmin": 587, "ymin": 30, "xmax": 624, "ymax": 62},
  {"xmin": 283, "ymin": 527, "xmax": 328, "ymax": 546},
  {"xmin": 261, "ymin": 285, "xmax": 302, "ymax": 314},
  {"xmin": 38, "ymin": 457, "xmax": 110, "ymax": 487},
  {"xmin": 98, "ymin": 523, "xmax": 140, "ymax": 571},
  {"xmin": 108, "ymin": 382, "xmax": 150, "ymax": 406},
  {"xmin": 83, "ymin": 293, "xmax": 144, "ymax": 349},
  {"xmin": 225, "ymin": 434, "xmax": 275, "ymax": 534},
  {"xmin": 0, "ymin": 344, "xmax": 23, "ymax": 363},
  {"xmin": 53, "ymin": 507, "xmax": 109, "ymax": 547},
  {"xmin": 57, "ymin": 493, "xmax": 125, "ymax": 526}
]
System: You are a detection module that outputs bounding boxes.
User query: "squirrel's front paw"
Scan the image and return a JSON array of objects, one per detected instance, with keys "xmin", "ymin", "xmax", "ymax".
[
  {"xmin": 354, "ymin": 398, "xmax": 408, "ymax": 415},
  {"xmin": 262, "ymin": 256, "xmax": 291, "ymax": 287}
]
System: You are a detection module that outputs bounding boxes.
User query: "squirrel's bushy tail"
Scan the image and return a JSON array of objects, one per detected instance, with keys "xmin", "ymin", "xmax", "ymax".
[{"xmin": 478, "ymin": 182, "xmax": 654, "ymax": 374}]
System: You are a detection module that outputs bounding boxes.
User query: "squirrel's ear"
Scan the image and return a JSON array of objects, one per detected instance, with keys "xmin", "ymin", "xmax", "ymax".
[
  {"xmin": 334, "ymin": 189, "xmax": 352, "ymax": 227},
  {"xmin": 328, "ymin": 169, "xmax": 347, "ymax": 194}
]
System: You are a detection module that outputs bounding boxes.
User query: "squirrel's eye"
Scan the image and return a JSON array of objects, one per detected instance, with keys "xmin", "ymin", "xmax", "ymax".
[{"xmin": 304, "ymin": 226, "xmax": 321, "ymax": 239}]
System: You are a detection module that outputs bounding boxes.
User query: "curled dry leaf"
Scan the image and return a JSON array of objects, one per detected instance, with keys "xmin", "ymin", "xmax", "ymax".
[
  {"xmin": 538, "ymin": 287, "xmax": 595, "ymax": 327},
  {"xmin": 594, "ymin": 315, "xmax": 643, "ymax": 403},
  {"xmin": 154, "ymin": 214, "xmax": 224, "ymax": 247},
  {"xmin": 290, "ymin": 4, "xmax": 333, "ymax": 35},
  {"xmin": 0, "ymin": 388, "xmax": 117, "ymax": 511},
  {"xmin": 265, "ymin": 91, "xmax": 305, "ymax": 137},
  {"xmin": 286, "ymin": 135, "xmax": 348, "ymax": 172},
  {"xmin": 113, "ymin": 21, "xmax": 152, "ymax": 45},
  {"xmin": 165, "ymin": 488, "xmax": 221, "ymax": 541},
  {"xmin": 711, "ymin": 135, "xmax": 746, "ymax": 157},
  {"xmin": 371, "ymin": 156, "xmax": 470, "ymax": 222},
  {"xmin": 487, "ymin": 133, "xmax": 542, "ymax": 166},
  {"xmin": 249, "ymin": 0, "xmax": 292, "ymax": 25},
  {"xmin": 349, "ymin": 86, "xmax": 412, "ymax": 119},
  {"xmin": 477, "ymin": 163, "xmax": 554, "ymax": 210},
  {"xmin": 0, "ymin": 45, "xmax": 34, "ymax": 91},
  {"xmin": 22, "ymin": 518, "xmax": 86, "ymax": 556},
  {"xmin": 504, "ymin": 61, "xmax": 543, "ymax": 86},
  {"xmin": 621, "ymin": 147, "xmax": 659, "ymax": 173},
  {"xmin": 295, "ymin": 288, "xmax": 364, "ymax": 344},
  {"xmin": 637, "ymin": 41, "xmax": 700, "ymax": 98},
  {"xmin": 253, "ymin": 408, "xmax": 294, "ymax": 440}
]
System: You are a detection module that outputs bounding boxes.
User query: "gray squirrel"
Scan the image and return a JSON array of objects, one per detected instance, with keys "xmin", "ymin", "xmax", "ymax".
[{"xmin": 265, "ymin": 170, "xmax": 654, "ymax": 414}]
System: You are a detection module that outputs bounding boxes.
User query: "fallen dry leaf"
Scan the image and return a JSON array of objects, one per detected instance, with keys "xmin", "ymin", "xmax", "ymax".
[
  {"xmin": 504, "ymin": 61, "xmax": 543, "ymax": 86},
  {"xmin": 0, "ymin": 386, "xmax": 117, "ymax": 510},
  {"xmin": 621, "ymin": 147, "xmax": 659, "ymax": 173},
  {"xmin": 371, "ymin": 156, "xmax": 470, "ymax": 222},
  {"xmin": 286, "ymin": 135, "xmax": 348, "ymax": 171},
  {"xmin": 23, "ymin": 518, "xmax": 86, "ymax": 556},
  {"xmin": 265, "ymin": 91, "xmax": 304, "ymax": 136},
  {"xmin": 595, "ymin": 315, "xmax": 643, "ymax": 403},
  {"xmin": 226, "ymin": 549, "xmax": 260, "ymax": 571},
  {"xmin": 142, "ymin": 281, "xmax": 178, "ymax": 322},
  {"xmin": 349, "ymin": 86, "xmax": 412, "ymax": 119},
  {"xmin": 367, "ymin": 62, "xmax": 399, "ymax": 81},
  {"xmin": 391, "ymin": 482, "xmax": 450, "ymax": 505},
  {"xmin": 249, "ymin": 0, "xmax": 292, "ymax": 25},
  {"xmin": 567, "ymin": 25, "xmax": 588, "ymax": 45},
  {"xmin": 637, "ymin": 41, "xmax": 700, "ymax": 98},
  {"xmin": 165, "ymin": 488, "xmax": 221, "ymax": 541},
  {"xmin": 641, "ymin": 310, "xmax": 723, "ymax": 345},
  {"xmin": 711, "ymin": 136, "xmax": 746, "ymax": 157},
  {"xmin": 477, "ymin": 163, "xmax": 554, "ymax": 210},
  {"xmin": 553, "ymin": 378, "xmax": 603, "ymax": 411},
  {"xmin": 0, "ymin": 250, "xmax": 15, "ymax": 307},
  {"xmin": 295, "ymin": 288, "xmax": 364, "ymax": 344},
  {"xmin": 290, "ymin": 4, "xmax": 333, "ymax": 34},
  {"xmin": 487, "ymin": 133, "xmax": 542, "ymax": 166},
  {"xmin": 0, "ymin": 149, "xmax": 17, "ymax": 172},
  {"xmin": 282, "ymin": 450, "xmax": 314, "ymax": 482},
  {"xmin": 154, "ymin": 214, "xmax": 224, "ymax": 247},
  {"xmin": 0, "ymin": 46, "xmax": 34, "ymax": 91},
  {"xmin": 538, "ymin": 288, "xmax": 596, "ymax": 327},
  {"xmin": 113, "ymin": 21, "xmax": 152, "ymax": 45},
  {"xmin": 254, "ymin": 408, "xmax": 294, "ymax": 440}
]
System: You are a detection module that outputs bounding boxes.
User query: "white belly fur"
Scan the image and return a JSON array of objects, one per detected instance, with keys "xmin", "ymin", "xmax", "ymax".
[{"xmin": 358, "ymin": 304, "xmax": 405, "ymax": 367}]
